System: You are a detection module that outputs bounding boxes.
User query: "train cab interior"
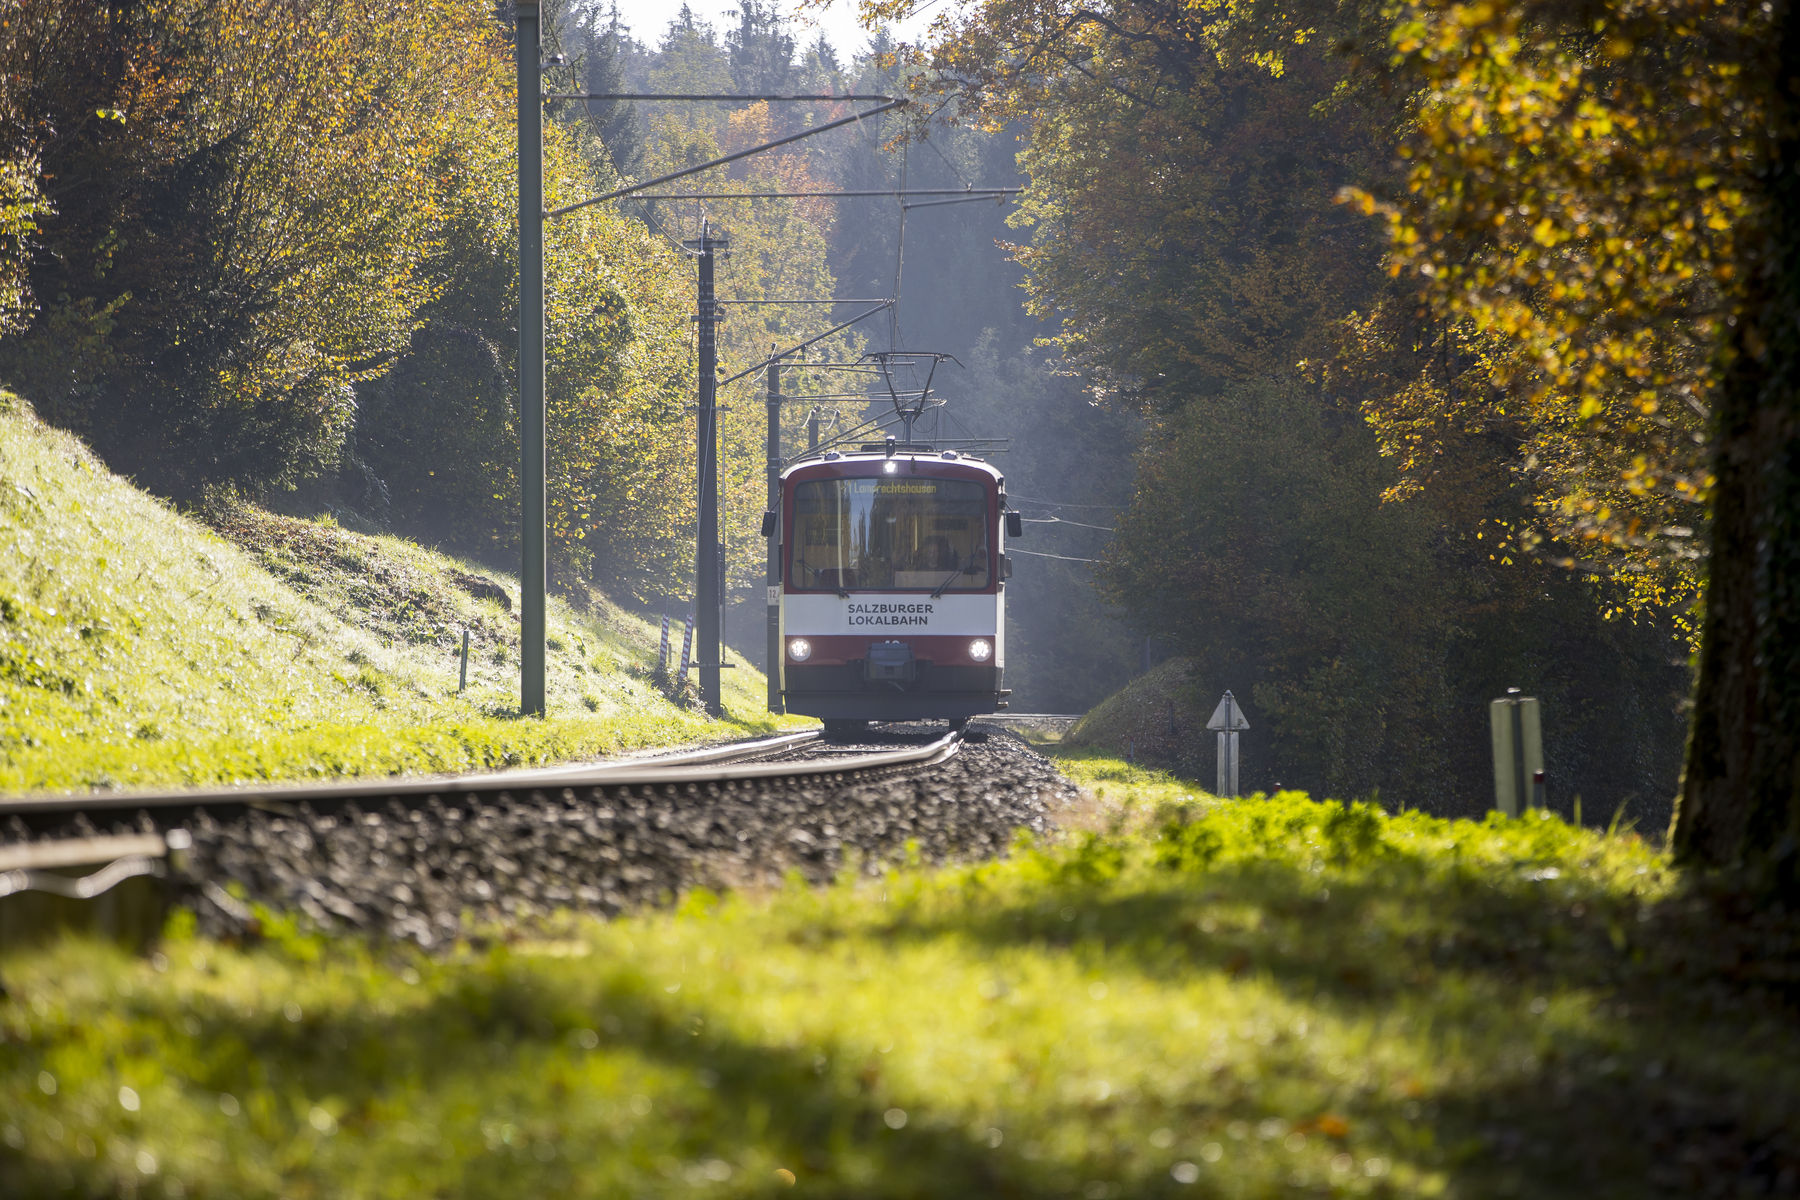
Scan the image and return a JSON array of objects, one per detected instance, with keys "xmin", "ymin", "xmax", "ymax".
[{"xmin": 787, "ymin": 475, "xmax": 992, "ymax": 593}]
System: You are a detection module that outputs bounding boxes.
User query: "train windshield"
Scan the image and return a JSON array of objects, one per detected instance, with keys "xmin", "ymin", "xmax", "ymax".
[{"xmin": 789, "ymin": 476, "xmax": 992, "ymax": 592}]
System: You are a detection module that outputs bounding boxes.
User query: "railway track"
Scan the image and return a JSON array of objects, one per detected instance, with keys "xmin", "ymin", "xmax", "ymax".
[{"xmin": 1, "ymin": 723, "xmax": 1073, "ymax": 949}]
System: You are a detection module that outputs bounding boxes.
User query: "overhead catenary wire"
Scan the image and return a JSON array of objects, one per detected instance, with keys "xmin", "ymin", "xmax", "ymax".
[
  {"xmin": 721, "ymin": 298, "xmax": 893, "ymax": 305},
  {"xmin": 1006, "ymin": 494, "xmax": 1125, "ymax": 510},
  {"xmin": 1011, "ymin": 548, "xmax": 1105, "ymax": 563},
  {"xmin": 902, "ymin": 194, "xmax": 1013, "ymax": 210},
  {"xmin": 632, "ymin": 189, "xmax": 1019, "ymax": 201},
  {"xmin": 921, "ymin": 128, "xmax": 972, "ymax": 188},
  {"xmin": 719, "ymin": 302, "xmax": 893, "ymax": 386},
  {"xmin": 1021, "ymin": 515, "xmax": 1116, "ymax": 531},
  {"xmin": 550, "ymin": 98, "xmax": 907, "ymax": 218},
  {"xmin": 548, "ymin": 93, "xmax": 898, "ymax": 103}
]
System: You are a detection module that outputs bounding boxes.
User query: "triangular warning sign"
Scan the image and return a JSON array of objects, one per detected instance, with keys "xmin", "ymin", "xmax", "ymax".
[{"xmin": 1206, "ymin": 691, "xmax": 1250, "ymax": 731}]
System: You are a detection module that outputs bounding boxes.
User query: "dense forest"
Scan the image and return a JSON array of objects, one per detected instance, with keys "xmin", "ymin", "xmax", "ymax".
[
  {"xmin": 0, "ymin": 0, "xmax": 1141, "ymax": 711},
  {"xmin": 1, "ymin": 0, "xmax": 1794, "ymax": 849},
  {"xmin": 865, "ymin": 0, "xmax": 1775, "ymax": 828}
]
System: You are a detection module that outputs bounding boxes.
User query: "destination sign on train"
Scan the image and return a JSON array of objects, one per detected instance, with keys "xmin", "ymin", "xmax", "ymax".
[{"xmin": 848, "ymin": 480, "xmax": 938, "ymax": 495}]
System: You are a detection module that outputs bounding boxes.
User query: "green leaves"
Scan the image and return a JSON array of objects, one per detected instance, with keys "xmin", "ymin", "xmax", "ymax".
[
  {"xmin": 0, "ymin": 0, "xmax": 514, "ymax": 494},
  {"xmin": 1355, "ymin": 0, "xmax": 1768, "ymax": 626}
]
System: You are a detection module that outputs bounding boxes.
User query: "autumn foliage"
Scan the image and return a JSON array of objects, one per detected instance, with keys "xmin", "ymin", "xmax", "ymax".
[
  {"xmin": 0, "ymin": 0, "xmax": 507, "ymax": 490},
  {"xmin": 0, "ymin": 0, "xmax": 721, "ymax": 605},
  {"xmin": 877, "ymin": 0, "xmax": 1735, "ymax": 812},
  {"xmin": 1345, "ymin": 0, "xmax": 1770, "ymax": 630}
]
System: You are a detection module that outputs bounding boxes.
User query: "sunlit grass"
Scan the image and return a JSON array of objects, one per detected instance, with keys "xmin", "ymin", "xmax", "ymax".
[
  {"xmin": 6, "ymin": 774, "xmax": 1789, "ymax": 1199},
  {"xmin": 0, "ymin": 394, "xmax": 800, "ymax": 794}
]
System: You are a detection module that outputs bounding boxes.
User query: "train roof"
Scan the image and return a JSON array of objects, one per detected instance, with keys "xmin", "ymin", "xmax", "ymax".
[{"xmin": 780, "ymin": 446, "xmax": 1004, "ymax": 486}]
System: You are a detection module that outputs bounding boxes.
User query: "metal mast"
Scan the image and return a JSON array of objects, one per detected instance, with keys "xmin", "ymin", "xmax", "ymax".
[
  {"xmin": 685, "ymin": 223, "xmax": 729, "ymax": 717},
  {"xmin": 765, "ymin": 356, "xmax": 782, "ymax": 714},
  {"xmin": 516, "ymin": 0, "xmax": 546, "ymax": 717}
]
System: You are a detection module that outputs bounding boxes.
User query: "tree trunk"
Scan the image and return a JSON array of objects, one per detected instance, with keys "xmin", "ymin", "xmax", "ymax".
[{"xmin": 1674, "ymin": 2, "xmax": 1800, "ymax": 894}]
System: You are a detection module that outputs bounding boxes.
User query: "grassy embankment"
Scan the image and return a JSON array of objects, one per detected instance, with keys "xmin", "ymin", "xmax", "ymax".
[
  {"xmin": 4, "ymin": 753, "xmax": 1796, "ymax": 1198},
  {"xmin": 0, "ymin": 393, "xmax": 796, "ymax": 795}
]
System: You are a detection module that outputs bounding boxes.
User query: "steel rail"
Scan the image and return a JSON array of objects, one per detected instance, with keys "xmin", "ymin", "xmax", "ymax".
[
  {"xmin": 451, "ymin": 728, "xmax": 823, "ymax": 785},
  {"xmin": 0, "ymin": 729, "xmax": 960, "ymax": 823}
]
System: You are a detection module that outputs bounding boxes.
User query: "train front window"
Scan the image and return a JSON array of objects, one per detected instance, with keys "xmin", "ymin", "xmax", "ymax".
[{"xmin": 790, "ymin": 477, "xmax": 991, "ymax": 592}]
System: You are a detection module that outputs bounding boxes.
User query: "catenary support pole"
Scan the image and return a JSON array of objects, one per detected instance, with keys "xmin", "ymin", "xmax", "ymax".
[
  {"xmin": 766, "ymin": 356, "xmax": 782, "ymax": 715},
  {"xmin": 695, "ymin": 223, "xmax": 724, "ymax": 717},
  {"xmin": 516, "ymin": 0, "xmax": 546, "ymax": 717}
]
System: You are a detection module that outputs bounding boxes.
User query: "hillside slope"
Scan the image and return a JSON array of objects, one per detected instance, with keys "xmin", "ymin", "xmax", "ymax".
[
  {"xmin": 0, "ymin": 394, "xmax": 787, "ymax": 794},
  {"xmin": 1065, "ymin": 658, "xmax": 1216, "ymax": 781}
]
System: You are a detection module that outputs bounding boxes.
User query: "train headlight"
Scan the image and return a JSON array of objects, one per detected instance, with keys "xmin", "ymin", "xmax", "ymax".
[
  {"xmin": 882, "ymin": 460, "xmax": 899, "ymax": 474},
  {"xmin": 787, "ymin": 637, "xmax": 813, "ymax": 662},
  {"xmin": 968, "ymin": 638, "xmax": 993, "ymax": 663}
]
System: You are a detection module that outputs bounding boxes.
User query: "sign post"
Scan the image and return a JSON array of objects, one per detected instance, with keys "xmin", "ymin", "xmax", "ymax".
[{"xmin": 1206, "ymin": 690, "xmax": 1249, "ymax": 797}]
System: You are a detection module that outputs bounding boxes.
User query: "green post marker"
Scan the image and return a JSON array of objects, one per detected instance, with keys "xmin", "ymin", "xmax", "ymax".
[
  {"xmin": 516, "ymin": 0, "xmax": 546, "ymax": 717},
  {"xmin": 1488, "ymin": 689, "xmax": 1544, "ymax": 816}
]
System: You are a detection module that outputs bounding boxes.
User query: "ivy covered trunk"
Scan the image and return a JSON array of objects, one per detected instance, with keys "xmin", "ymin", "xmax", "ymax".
[{"xmin": 1675, "ymin": 0, "xmax": 1800, "ymax": 893}]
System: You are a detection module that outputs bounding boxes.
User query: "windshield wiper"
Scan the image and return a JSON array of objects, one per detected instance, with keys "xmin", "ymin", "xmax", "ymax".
[
  {"xmin": 930, "ymin": 568, "xmax": 963, "ymax": 599},
  {"xmin": 801, "ymin": 560, "xmax": 850, "ymax": 598}
]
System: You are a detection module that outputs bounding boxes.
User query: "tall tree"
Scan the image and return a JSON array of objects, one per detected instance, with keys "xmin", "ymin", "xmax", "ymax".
[
  {"xmin": 1348, "ymin": 0, "xmax": 1762, "ymax": 632},
  {"xmin": 891, "ymin": 0, "xmax": 1694, "ymax": 810},
  {"xmin": 1675, "ymin": 1, "xmax": 1800, "ymax": 890},
  {"xmin": 579, "ymin": 2, "xmax": 645, "ymax": 176},
  {"xmin": 727, "ymin": 0, "xmax": 798, "ymax": 96},
  {"xmin": 0, "ymin": 0, "xmax": 501, "ymax": 496},
  {"xmin": 897, "ymin": 0, "xmax": 1389, "ymax": 404},
  {"xmin": 0, "ymin": 8, "xmax": 44, "ymax": 336}
]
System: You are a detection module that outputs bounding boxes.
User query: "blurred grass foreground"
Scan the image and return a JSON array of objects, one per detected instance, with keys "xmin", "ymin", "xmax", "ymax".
[{"xmin": 3, "ymin": 756, "xmax": 1798, "ymax": 1198}]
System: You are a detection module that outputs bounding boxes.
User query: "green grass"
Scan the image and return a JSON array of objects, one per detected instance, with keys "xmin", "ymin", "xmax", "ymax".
[
  {"xmin": 1064, "ymin": 658, "xmax": 1213, "ymax": 779},
  {"xmin": 0, "ymin": 393, "xmax": 801, "ymax": 794},
  {"xmin": 5, "ymin": 768, "xmax": 1795, "ymax": 1198}
]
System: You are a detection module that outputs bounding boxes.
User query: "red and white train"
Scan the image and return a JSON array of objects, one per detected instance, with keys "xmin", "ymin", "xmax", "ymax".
[{"xmin": 769, "ymin": 442, "xmax": 1021, "ymax": 735}]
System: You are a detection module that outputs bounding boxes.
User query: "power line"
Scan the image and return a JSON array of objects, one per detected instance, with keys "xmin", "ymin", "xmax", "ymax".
[{"xmin": 1022, "ymin": 515, "xmax": 1116, "ymax": 531}]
